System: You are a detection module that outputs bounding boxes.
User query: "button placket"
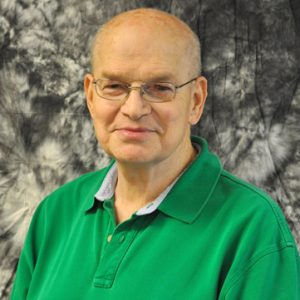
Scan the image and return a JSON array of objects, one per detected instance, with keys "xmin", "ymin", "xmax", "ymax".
[
  {"xmin": 118, "ymin": 234, "xmax": 126, "ymax": 243},
  {"xmin": 94, "ymin": 222, "xmax": 138, "ymax": 288},
  {"xmin": 94, "ymin": 212, "xmax": 157, "ymax": 289}
]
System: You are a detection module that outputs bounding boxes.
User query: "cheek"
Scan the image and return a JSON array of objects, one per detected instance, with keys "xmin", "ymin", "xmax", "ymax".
[
  {"xmin": 92, "ymin": 103, "xmax": 118, "ymax": 140},
  {"xmin": 156, "ymin": 101, "xmax": 191, "ymax": 134}
]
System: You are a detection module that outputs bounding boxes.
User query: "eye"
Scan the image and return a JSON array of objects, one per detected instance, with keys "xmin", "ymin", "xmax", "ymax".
[
  {"xmin": 144, "ymin": 82, "xmax": 174, "ymax": 99},
  {"xmin": 100, "ymin": 81, "xmax": 127, "ymax": 95},
  {"xmin": 102, "ymin": 82, "xmax": 124, "ymax": 90},
  {"xmin": 146, "ymin": 83, "xmax": 173, "ymax": 93}
]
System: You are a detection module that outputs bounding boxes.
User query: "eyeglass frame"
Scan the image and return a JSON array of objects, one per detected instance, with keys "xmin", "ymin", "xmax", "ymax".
[{"xmin": 91, "ymin": 76, "xmax": 199, "ymax": 103}]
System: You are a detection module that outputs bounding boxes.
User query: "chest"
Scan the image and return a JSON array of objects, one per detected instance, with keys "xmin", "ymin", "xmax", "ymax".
[{"xmin": 27, "ymin": 210, "xmax": 231, "ymax": 300}]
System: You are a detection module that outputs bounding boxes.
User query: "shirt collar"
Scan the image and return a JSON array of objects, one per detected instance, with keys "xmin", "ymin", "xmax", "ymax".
[
  {"xmin": 158, "ymin": 136, "xmax": 222, "ymax": 223},
  {"xmin": 84, "ymin": 136, "xmax": 222, "ymax": 223},
  {"xmin": 94, "ymin": 163, "xmax": 117, "ymax": 201},
  {"xmin": 83, "ymin": 161, "xmax": 115, "ymax": 212},
  {"xmin": 93, "ymin": 162, "xmax": 180, "ymax": 216},
  {"xmin": 91, "ymin": 140, "xmax": 202, "ymax": 216}
]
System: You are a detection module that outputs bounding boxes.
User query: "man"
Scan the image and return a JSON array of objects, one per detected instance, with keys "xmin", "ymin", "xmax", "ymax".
[{"xmin": 11, "ymin": 8, "xmax": 300, "ymax": 299}]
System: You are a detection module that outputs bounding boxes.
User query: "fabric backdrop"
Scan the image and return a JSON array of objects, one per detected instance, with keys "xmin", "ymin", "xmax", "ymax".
[{"xmin": 0, "ymin": 0, "xmax": 299, "ymax": 298}]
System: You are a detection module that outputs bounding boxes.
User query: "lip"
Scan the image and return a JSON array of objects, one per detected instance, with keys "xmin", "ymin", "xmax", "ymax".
[
  {"xmin": 117, "ymin": 127, "xmax": 154, "ymax": 132},
  {"xmin": 115, "ymin": 127, "xmax": 156, "ymax": 139}
]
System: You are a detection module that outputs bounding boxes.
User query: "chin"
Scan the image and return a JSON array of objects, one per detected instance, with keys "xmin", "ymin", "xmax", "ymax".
[
  {"xmin": 111, "ymin": 146, "xmax": 161, "ymax": 165},
  {"xmin": 113, "ymin": 152, "xmax": 154, "ymax": 164},
  {"xmin": 100, "ymin": 137, "xmax": 164, "ymax": 165}
]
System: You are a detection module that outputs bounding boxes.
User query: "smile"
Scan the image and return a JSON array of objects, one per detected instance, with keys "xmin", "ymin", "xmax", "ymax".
[{"xmin": 115, "ymin": 127, "xmax": 156, "ymax": 140}]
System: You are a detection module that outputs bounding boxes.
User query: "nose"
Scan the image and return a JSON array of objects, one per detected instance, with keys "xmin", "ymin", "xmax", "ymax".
[{"xmin": 120, "ymin": 86, "xmax": 151, "ymax": 120}]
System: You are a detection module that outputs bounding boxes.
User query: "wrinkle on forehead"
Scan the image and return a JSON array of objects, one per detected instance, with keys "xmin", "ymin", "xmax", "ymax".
[{"xmin": 91, "ymin": 8, "xmax": 201, "ymax": 77}]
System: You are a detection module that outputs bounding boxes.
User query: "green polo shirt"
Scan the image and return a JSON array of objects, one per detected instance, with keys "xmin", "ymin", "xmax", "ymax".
[{"xmin": 11, "ymin": 136, "xmax": 300, "ymax": 299}]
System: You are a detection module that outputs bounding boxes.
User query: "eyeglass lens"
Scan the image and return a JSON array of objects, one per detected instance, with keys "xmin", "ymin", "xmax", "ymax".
[{"xmin": 94, "ymin": 79, "xmax": 176, "ymax": 102}]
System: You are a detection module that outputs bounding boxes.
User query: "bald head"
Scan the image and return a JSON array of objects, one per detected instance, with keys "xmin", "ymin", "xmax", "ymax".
[{"xmin": 90, "ymin": 8, "xmax": 201, "ymax": 77}]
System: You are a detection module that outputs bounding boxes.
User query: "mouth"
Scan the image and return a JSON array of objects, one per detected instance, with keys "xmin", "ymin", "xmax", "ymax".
[
  {"xmin": 115, "ymin": 127, "xmax": 156, "ymax": 139},
  {"xmin": 118, "ymin": 127, "xmax": 154, "ymax": 132}
]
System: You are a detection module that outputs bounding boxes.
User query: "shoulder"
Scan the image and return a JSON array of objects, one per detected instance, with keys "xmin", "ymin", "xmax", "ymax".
[
  {"xmin": 25, "ymin": 162, "xmax": 114, "ymax": 244},
  {"xmin": 214, "ymin": 169, "xmax": 295, "ymax": 246},
  {"xmin": 214, "ymin": 171, "xmax": 300, "ymax": 297},
  {"xmin": 36, "ymin": 162, "xmax": 113, "ymax": 215}
]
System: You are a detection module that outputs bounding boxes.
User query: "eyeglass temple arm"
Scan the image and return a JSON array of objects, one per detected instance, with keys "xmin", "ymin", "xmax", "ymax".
[{"xmin": 175, "ymin": 77, "xmax": 199, "ymax": 89}]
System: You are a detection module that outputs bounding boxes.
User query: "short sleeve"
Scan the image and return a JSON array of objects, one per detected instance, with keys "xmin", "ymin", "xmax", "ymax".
[
  {"xmin": 222, "ymin": 245, "xmax": 300, "ymax": 299},
  {"xmin": 10, "ymin": 200, "xmax": 47, "ymax": 299}
]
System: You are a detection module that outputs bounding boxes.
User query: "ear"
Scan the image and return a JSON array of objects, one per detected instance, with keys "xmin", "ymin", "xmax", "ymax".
[
  {"xmin": 189, "ymin": 76, "xmax": 208, "ymax": 125},
  {"xmin": 84, "ymin": 73, "xmax": 96, "ymax": 119}
]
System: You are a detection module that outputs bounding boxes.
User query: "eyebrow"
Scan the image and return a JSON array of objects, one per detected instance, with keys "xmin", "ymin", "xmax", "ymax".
[{"xmin": 99, "ymin": 71, "xmax": 177, "ymax": 83}]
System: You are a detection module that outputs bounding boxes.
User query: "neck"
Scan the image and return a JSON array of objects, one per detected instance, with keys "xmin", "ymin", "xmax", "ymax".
[{"xmin": 114, "ymin": 139, "xmax": 197, "ymax": 223}]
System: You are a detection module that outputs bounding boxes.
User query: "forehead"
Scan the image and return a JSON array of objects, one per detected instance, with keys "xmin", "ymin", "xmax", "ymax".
[{"xmin": 93, "ymin": 20, "xmax": 190, "ymax": 82}]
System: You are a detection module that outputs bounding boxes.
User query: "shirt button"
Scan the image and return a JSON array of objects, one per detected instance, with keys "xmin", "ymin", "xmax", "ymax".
[
  {"xmin": 119, "ymin": 235, "xmax": 126, "ymax": 243},
  {"xmin": 107, "ymin": 234, "xmax": 113, "ymax": 242}
]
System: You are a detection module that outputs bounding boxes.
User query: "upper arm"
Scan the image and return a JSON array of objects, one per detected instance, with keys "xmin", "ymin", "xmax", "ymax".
[
  {"xmin": 10, "ymin": 200, "xmax": 47, "ymax": 299},
  {"xmin": 220, "ymin": 245, "xmax": 300, "ymax": 299}
]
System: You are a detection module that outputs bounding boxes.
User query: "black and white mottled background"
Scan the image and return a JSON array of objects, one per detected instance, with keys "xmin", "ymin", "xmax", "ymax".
[{"xmin": 0, "ymin": 0, "xmax": 299, "ymax": 298}]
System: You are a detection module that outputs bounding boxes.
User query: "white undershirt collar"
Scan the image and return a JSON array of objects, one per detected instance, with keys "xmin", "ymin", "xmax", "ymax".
[{"xmin": 94, "ymin": 142, "xmax": 201, "ymax": 216}]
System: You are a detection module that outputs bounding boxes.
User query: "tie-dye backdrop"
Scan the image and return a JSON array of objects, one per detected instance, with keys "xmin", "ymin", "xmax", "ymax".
[{"xmin": 0, "ymin": 0, "xmax": 299, "ymax": 298}]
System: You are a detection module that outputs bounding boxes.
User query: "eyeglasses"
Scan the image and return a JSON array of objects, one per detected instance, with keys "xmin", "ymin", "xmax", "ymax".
[{"xmin": 92, "ymin": 77, "xmax": 198, "ymax": 103}]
